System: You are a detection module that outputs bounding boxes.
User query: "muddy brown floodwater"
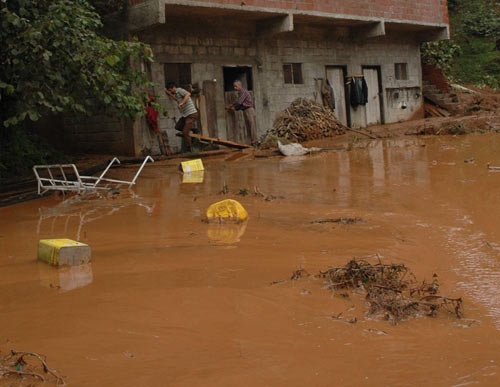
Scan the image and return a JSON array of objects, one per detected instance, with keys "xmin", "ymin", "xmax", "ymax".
[{"xmin": 1, "ymin": 134, "xmax": 500, "ymax": 386}]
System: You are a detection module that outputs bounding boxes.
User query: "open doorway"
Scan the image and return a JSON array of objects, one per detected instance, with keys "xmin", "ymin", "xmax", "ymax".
[{"xmin": 223, "ymin": 66, "xmax": 255, "ymax": 144}]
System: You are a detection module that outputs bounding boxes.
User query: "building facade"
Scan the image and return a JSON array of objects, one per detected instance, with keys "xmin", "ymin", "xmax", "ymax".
[{"xmin": 73, "ymin": 0, "xmax": 450, "ymax": 155}]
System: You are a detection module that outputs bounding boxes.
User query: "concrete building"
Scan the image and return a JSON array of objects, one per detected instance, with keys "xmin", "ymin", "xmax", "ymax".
[{"xmin": 70, "ymin": 0, "xmax": 450, "ymax": 155}]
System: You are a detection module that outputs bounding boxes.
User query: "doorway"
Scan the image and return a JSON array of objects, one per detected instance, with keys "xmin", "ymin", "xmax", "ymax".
[
  {"xmin": 223, "ymin": 66, "xmax": 254, "ymax": 144},
  {"xmin": 362, "ymin": 66, "xmax": 384, "ymax": 126},
  {"xmin": 325, "ymin": 66, "xmax": 350, "ymax": 127}
]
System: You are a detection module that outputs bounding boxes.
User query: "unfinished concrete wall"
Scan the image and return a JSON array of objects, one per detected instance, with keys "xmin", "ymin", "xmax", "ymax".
[
  {"xmin": 128, "ymin": 0, "xmax": 449, "ymax": 25},
  {"xmin": 136, "ymin": 16, "xmax": 423, "ymax": 153}
]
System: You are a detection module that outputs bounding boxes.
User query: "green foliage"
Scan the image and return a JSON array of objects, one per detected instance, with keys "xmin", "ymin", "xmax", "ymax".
[
  {"xmin": 421, "ymin": 40, "xmax": 462, "ymax": 73},
  {"xmin": 421, "ymin": 0, "xmax": 500, "ymax": 89},
  {"xmin": 0, "ymin": 0, "xmax": 160, "ymax": 129},
  {"xmin": 451, "ymin": 38, "xmax": 500, "ymax": 89},
  {"xmin": 0, "ymin": 127, "xmax": 68, "ymax": 178},
  {"xmin": 455, "ymin": 0, "xmax": 500, "ymax": 38}
]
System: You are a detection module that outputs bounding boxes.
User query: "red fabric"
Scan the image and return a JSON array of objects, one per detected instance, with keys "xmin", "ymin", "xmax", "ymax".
[{"xmin": 146, "ymin": 94, "xmax": 159, "ymax": 133}]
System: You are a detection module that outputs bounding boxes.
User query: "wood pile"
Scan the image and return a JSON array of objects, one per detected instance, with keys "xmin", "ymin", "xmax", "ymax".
[{"xmin": 268, "ymin": 98, "xmax": 346, "ymax": 142}]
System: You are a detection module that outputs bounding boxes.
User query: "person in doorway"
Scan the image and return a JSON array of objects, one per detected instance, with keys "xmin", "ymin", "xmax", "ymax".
[
  {"xmin": 166, "ymin": 81, "xmax": 199, "ymax": 152},
  {"xmin": 225, "ymin": 80, "xmax": 257, "ymax": 145}
]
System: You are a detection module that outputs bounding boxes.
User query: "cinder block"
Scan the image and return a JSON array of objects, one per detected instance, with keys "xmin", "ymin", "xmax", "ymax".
[{"xmin": 38, "ymin": 239, "xmax": 91, "ymax": 266}]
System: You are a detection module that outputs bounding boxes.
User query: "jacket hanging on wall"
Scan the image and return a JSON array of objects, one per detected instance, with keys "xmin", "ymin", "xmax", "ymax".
[
  {"xmin": 321, "ymin": 78, "xmax": 335, "ymax": 111},
  {"xmin": 348, "ymin": 76, "xmax": 368, "ymax": 109}
]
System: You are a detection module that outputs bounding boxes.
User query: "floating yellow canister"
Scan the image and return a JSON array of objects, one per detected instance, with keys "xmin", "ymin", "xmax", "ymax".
[{"xmin": 206, "ymin": 199, "xmax": 248, "ymax": 222}]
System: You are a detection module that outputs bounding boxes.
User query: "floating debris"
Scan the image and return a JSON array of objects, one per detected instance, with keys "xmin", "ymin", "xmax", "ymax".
[
  {"xmin": 319, "ymin": 259, "xmax": 463, "ymax": 324},
  {"xmin": 0, "ymin": 350, "xmax": 65, "ymax": 385},
  {"xmin": 311, "ymin": 217, "xmax": 365, "ymax": 225},
  {"xmin": 275, "ymin": 259, "xmax": 463, "ymax": 325}
]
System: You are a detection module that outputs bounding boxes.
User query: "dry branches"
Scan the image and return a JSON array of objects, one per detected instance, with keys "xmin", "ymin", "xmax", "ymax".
[
  {"xmin": 268, "ymin": 98, "xmax": 346, "ymax": 142},
  {"xmin": 319, "ymin": 259, "xmax": 463, "ymax": 324},
  {"xmin": 0, "ymin": 350, "xmax": 65, "ymax": 385}
]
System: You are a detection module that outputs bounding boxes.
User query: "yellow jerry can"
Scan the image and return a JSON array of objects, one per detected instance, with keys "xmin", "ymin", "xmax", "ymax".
[
  {"xmin": 38, "ymin": 239, "xmax": 91, "ymax": 266},
  {"xmin": 206, "ymin": 199, "xmax": 248, "ymax": 222},
  {"xmin": 180, "ymin": 159, "xmax": 204, "ymax": 173}
]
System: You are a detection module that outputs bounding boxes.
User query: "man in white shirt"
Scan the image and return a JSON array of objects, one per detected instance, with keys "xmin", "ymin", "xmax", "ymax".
[{"xmin": 166, "ymin": 82, "xmax": 199, "ymax": 152}]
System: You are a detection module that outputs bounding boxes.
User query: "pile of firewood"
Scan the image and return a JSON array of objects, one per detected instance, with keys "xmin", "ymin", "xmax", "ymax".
[{"xmin": 269, "ymin": 98, "xmax": 346, "ymax": 142}]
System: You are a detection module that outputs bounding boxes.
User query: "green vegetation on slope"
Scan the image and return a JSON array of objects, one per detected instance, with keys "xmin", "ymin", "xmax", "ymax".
[{"xmin": 422, "ymin": 0, "xmax": 500, "ymax": 89}]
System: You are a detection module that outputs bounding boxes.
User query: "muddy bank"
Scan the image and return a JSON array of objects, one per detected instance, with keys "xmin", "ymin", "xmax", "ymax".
[{"xmin": 1, "ymin": 135, "xmax": 500, "ymax": 386}]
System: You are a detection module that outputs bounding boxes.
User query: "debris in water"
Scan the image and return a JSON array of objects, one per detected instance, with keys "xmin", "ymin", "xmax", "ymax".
[
  {"xmin": 238, "ymin": 188, "xmax": 249, "ymax": 196},
  {"xmin": 311, "ymin": 218, "xmax": 365, "ymax": 225},
  {"xmin": 220, "ymin": 182, "xmax": 229, "ymax": 195},
  {"xmin": 318, "ymin": 259, "xmax": 463, "ymax": 324},
  {"xmin": 254, "ymin": 186, "xmax": 283, "ymax": 201},
  {"xmin": 277, "ymin": 141, "xmax": 321, "ymax": 156},
  {"xmin": 0, "ymin": 350, "xmax": 65, "ymax": 385},
  {"xmin": 275, "ymin": 259, "xmax": 463, "ymax": 324}
]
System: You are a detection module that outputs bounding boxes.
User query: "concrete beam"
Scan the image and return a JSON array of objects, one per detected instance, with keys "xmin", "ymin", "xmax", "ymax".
[
  {"xmin": 351, "ymin": 21, "xmax": 385, "ymax": 39},
  {"xmin": 418, "ymin": 26, "xmax": 450, "ymax": 42},
  {"xmin": 127, "ymin": 0, "xmax": 166, "ymax": 31},
  {"xmin": 257, "ymin": 14, "xmax": 294, "ymax": 36}
]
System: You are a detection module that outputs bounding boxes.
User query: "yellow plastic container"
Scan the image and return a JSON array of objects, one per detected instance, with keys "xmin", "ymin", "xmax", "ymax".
[
  {"xmin": 38, "ymin": 239, "xmax": 91, "ymax": 266},
  {"xmin": 206, "ymin": 199, "xmax": 248, "ymax": 222},
  {"xmin": 180, "ymin": 158, "xmax": 204, "ymax": 173}
]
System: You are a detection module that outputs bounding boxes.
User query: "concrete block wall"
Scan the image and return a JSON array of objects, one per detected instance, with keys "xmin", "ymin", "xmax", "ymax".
[
  {"xmin": 128, "ymin": 0, "xmax": 449, "ymax": 24},
  {"xmin": 64, "ymin": 114, "xmax": 135, "ymax": 155},
  {"xmin": 134, "ymin": 19, "xmax": 424, "ymax": 154}
]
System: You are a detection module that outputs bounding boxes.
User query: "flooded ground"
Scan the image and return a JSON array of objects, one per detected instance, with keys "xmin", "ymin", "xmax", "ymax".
[{"xmin": 1, "ymin": 134, "xmax": 500, "ymax": 386}]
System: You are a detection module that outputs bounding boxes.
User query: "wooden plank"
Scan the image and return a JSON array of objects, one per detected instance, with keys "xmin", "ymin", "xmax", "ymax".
[
  {"xmin": 199, "ymin": 95, "xmax": 209, "ymax": 136},
  {"xmin": 224, "ymin": 90, "xmax": 255, "ymax": 144},
  {"xmin": 202, "ymin": 80, "xmax": 218, "ymax": 138},
  {"xmin": 176, "ymin": 132, "xmax": 251, "ymax": 149}
]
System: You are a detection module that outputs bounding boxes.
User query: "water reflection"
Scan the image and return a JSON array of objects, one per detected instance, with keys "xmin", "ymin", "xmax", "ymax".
[
  {"xmin": 38, "ymin": 262, "xmax": 93, "ymax": 292},
  {"xmin": 37, "ymin": 190, "xmax": 155, "ymax": 240},
  {"xmin": 182, "ymin": 170, "xmax": 205, "ymax": 184},
  {"xmin": 206, "ymin": 221, "xmax": 248, "ymax": 245}
]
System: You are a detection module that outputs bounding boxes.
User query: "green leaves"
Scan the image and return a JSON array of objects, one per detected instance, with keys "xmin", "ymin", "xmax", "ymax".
[{"xmin": 0, "ymin": 0, "xmax": 158, "ymax": 128}]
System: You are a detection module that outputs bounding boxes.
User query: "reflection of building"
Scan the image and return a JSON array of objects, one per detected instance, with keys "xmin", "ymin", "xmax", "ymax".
[
  {"xmin": 60, "ymin": 0, "xmax": 449, "ymax": 155},
  {"xmin": 38, "ymin": 263, "xmax": 93, "ymax": 293}
]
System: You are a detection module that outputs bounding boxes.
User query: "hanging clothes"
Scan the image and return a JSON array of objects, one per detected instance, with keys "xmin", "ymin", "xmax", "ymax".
[
  {"xmin": 348, "ymin": 76, "xmax": 369, "ymax": 109},
  {"xmin": 146, "ymin": 94, "xmax": 159, "ymax": 133},
  {"xmin": 321, "ymin": 78, "xmax": 335, "ymax": 111}
]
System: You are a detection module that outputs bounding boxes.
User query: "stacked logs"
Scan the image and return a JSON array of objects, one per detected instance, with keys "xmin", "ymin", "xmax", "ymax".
[{"xmin": 269, "ymin": 98, "xmax": 347, "ymax": 142}]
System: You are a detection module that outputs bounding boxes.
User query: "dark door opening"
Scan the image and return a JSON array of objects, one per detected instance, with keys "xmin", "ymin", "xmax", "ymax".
[{"xmin": 223, "ymin": 66, "xmax": 253, "ymax": 91}]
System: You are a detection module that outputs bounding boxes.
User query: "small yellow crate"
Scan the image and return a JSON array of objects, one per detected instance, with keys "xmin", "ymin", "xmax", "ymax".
[
  {"xmin": 38, "ymin": 239, "xmax": 91, "ymax": 266},
  {"xmin": 180, "ymin": 159, "xmax": 204, "ymax": 173}
]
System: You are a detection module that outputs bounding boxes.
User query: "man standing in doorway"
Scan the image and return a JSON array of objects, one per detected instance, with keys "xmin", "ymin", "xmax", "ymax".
[
  {"xmin": 226, "ymin": 80, "xmax": 257, "ymax": 145},
  {"xmin": 166, "ymin": 81, "xmax": 199, "ymax": 152}
]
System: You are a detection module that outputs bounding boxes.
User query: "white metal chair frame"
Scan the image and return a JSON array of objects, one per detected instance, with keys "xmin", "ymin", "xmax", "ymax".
[{"xmin": 33, "ymin": 156, "xmax": 154, "ymax": 195}]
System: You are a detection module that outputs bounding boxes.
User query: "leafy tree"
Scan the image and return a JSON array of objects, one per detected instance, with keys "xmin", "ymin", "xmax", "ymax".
[{"xmin": 0, "ymin": 0, "xmax": 157, "ymax": 129}]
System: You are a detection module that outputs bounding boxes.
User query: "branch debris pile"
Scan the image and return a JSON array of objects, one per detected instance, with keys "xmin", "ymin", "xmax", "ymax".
[
  {"xmin": 319, "ymin": 259, "xmax": 463, "ymax": 324},
  {"xmin": 0, "ymin": 350, "xmax": 65, "ymax": 385},
  {"xmin": 274, "ymin": 259, "xmax": 463, "ymax": 324},
  {"xmin": 268, "ymin": 98, "xmax": 346, "ymax": 142}
]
